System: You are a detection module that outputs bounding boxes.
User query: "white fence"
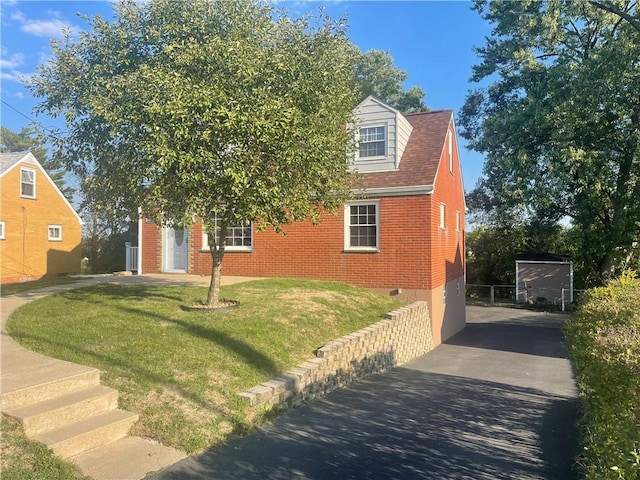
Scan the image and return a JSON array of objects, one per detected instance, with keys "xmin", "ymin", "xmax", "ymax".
[{"xmin": 125, "ymin": 242, "xmax": 138, "ymax": 272}]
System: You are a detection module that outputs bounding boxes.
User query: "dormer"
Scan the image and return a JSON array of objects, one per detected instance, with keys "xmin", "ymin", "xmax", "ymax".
[{"xmin": 351, "ymin": 96, "xmax": 414, "ymax": 173}]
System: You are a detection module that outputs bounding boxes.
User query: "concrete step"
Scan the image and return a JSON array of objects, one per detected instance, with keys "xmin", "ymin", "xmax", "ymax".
[
  {"xmin": 71, "ymin": 436, "xmax": 187, "ymax": 480},
  {"xmin": 3, "ymin": 385, "xmax": 119, "ymax": 435},
  {"xmin": 31, "ymin": 409, "xmax": 139, "ymax": 459},
  {"xmin": 0, "ymin": 367, "xmax": 101, "ymax": 411}
]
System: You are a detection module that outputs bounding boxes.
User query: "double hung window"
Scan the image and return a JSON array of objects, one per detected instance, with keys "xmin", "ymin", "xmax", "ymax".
[
  {"xmin": 21, "ymin": 167, "xmax": 35, "ymax": 198},
  {"xmin": 48, "ymin": 225, "xmax": 62, "ymax": 241},
  {"xmin": 345, "ymin": 202, "xmax": 379, "ymax": 251},
  {"xmin": 202, "ymin": 216, "xmax": 252, "ymax": 252},
  {"xmin": 358, "ymin": 126, "xmax": 386, "ymax": 158}
]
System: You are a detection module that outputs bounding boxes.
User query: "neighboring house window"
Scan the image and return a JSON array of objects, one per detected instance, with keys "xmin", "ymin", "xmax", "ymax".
[
  {"xmin": 448, "ymin": 131, "xmax": 453, "ymax": 173},
  {"xmin": 456, "ymin": 211, "xmax": 461, "ymax": 232},
  {"xmin": 439, "ymin": 203, "xmax": 446, "ymax": 230},
  {"xmin": 21, "ymin": 167, "xmax": 36, "ymax": 198},
  {"xmin": 0, "ymin": 221, "xmax": 5, "ymax": 240},
  {"xmin": 345, "ymin": 202, "xmax": 379, "ymax": 251},
  {"xmin": 358, "ymin": 125, "xmax": 386, "ymax": 158},
  {"xmin": 48, "ymin": 225, "xmax": 62, "ymax": 241},
  {"xmin": 202, "ymin": 216, "xmax": 252, "ymax": 252},
  {"xmin": 443, "ymin": 284, "xmax": 447, "ymax": 305}
]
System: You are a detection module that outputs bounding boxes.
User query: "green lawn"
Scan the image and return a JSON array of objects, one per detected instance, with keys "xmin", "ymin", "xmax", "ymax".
[
  {"xmin": 0, "ymin": 416, "xmax": 90, "ymax": 480},
  {"xmin": 6, "ymin": 278, "xmax": 403, "ymax": 454}
]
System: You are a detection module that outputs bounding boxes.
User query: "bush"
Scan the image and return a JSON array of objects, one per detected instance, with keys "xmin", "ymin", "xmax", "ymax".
[{"xmin": 565, "ymin": 271, "xmax": 640, "ymax": 479}]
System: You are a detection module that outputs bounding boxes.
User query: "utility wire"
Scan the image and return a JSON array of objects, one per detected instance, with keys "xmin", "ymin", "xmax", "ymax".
[{"xmin": 1, "ymin": 98, "xmax": 63, "ymax": 136}]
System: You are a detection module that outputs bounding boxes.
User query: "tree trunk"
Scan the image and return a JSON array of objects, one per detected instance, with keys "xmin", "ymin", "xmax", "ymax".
[{"xmin": 205, "ymin": 220, "xmax": 227, "ymax": 306}]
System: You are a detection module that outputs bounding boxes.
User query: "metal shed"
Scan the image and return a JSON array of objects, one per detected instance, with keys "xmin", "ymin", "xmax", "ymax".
[{"xmin": 516, "ymin": 253, "xmax": 573, "ymax": 305}]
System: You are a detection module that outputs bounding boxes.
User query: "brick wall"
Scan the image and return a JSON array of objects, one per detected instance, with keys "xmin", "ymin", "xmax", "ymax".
[
  {"xmin": 189, "ymin": 195, "xmax": 433, "ymax": 290},
  {"xmin": 429, "ymin": 125, "xmax": 466, "ymax": 289},
  {"xmin": 238, "ymin": 301, "xmax": 432, "ymax": 409}
]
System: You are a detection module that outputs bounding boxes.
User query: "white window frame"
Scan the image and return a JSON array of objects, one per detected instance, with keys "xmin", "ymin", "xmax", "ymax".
[
  {"xmin": 48, "ymin": 224, "xmax": 62, "ymax": 241},
  {"xmin": 0, "ymin": 220, "xmax": 5, "ymax": 240},
  {"xmin": 344, "ymin": 201, "xmax": 380, "ymax": 252},
  {"xmin": 20, "ymin": 167, "xmax": 36, "ymax": 199},
  {"xmin": 456, "ymin": 210, "xmax": 461, "ymax": 232},
  {"xmin": 443, "ymin": 284, "xmax": 447, "ymax": 305},
  {"xmin": 358, "ymin": 125, "xmax": 387, "ymax": 159},
  {"xmin": 439, "ymin": 203, "xmax": 446, "ymax": 230},
  {"xmin": 202, "ymin": 216, "xmax": 253, "ymax": 252}
]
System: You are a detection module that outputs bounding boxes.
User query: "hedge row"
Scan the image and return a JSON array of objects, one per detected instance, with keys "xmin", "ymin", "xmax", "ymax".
[{"xmin": 565, "ymin": 271, "xmax": 640, "ymax": 479}]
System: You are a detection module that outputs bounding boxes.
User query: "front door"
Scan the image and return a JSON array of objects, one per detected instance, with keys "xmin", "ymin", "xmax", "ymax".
[{"xmin": 164, "ymin": 227, "xmax": 188, "ymax": 273}]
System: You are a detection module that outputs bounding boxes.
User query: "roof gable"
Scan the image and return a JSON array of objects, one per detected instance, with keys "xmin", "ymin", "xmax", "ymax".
[
  {"xmin": 0, "ymin": 151, "xmax": 82, "ymax": 224},
  {"xmin": 352, "ymin": 96, "xmax": 414, "ymax": 174},
  {"xmin": 359, "ymin": 109, "xmax": 454, "ymax": 192},
  {"xmin": 0, "ymin": 150, "xmax": 37, "ymax": 177}
]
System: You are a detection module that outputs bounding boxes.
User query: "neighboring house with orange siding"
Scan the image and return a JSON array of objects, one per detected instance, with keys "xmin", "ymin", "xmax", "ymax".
[
  {"xmin": 0, "ymin": 151, "xmax": 82, "ymax": 284},
  {"xmin": 139, "ymin": 97, "xmax": 466, "ymax": 346}
]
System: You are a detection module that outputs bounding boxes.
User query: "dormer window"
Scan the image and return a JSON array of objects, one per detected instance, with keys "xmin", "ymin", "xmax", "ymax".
[{"xmin": 358, "ymin": 125, "xmax": 386, "ymax": 158}]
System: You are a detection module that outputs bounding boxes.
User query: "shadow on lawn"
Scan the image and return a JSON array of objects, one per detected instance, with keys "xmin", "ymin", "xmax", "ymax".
[
  {"xmin": 57, "ymin": 283, "xmax": 187, "ymax": 303},
  {"xmin": 114, "ymin": 303, "xmax": 281, "ymax": 379}
]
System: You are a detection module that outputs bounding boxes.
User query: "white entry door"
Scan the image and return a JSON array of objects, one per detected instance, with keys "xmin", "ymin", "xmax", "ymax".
[{"xmin": 164, "ymin": 227, "xmax": 188, "ymax": 273}]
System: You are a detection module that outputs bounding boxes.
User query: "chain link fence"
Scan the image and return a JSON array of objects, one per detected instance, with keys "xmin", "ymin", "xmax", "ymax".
[{"xmin": 466, "ymin": 284, "xmax": 587, "ymax": 312}]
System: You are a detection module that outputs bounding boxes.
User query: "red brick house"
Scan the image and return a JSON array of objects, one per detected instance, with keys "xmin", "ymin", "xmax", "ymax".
[{"xmin": 139, "ymin": 97, "xmax": 466, "ymax": 345}]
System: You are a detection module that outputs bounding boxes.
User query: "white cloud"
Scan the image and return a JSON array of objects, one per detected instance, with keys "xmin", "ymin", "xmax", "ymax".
[
  {"xmin": 11, "ymin": 10, "xmax": 26, "ymax": 22},
  {"xmin": 0, "ymin": 47, "xmax": 29, "ymax": 84},
  {"xmin": 21, "ymin": 18, "xmax": 73, "ymax": 38},
  {"xmin": 0, "ymin": 49, "xmax": 25, "ymax": 70},
  {"xmin": 0, "ymin": 70, "xmax": 26, "ymax": 82},
  {"xmin": 9, "ymin": 9, "xmax": 78, "ymax": 39}
]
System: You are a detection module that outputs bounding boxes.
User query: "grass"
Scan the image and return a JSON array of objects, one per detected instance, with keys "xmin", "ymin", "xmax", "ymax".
[
  {"xmin": 1, "ymin": 277, "xmax": 79, "ymax": 296},
  {"xmin": 6, "ymin": 278, "xmax": 403, "ymax": 454},
  {"xmin": 0, "ymin": 416, "xmax": 90, "ymax": 480}
]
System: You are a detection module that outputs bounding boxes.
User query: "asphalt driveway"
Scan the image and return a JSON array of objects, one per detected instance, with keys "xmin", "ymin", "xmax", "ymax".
[{"xmin": 150, "ymin": 306, "xmax": 579, "ymax": 480}]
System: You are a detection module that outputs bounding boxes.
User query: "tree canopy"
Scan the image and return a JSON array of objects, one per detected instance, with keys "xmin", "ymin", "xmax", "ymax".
[
  {"xmin": 460, "ymin": 0, "xmax": 640, "ymax": 286},
  {"xmin": 29, "ymin": 0, "xmax": 361, "ymax": 305},
  {"xmin": 355, "ymin": 49, "xmax": 428, "ymax": 113}
]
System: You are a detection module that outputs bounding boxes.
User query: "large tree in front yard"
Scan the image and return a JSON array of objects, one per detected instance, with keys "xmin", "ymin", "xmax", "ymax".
[
  {"xmin": 29, "ymin": 0, "xmax": 360, "ymax": 306},
  {"xmin": 460, "ymin": 0, "xmax": 640, "ymax": 286}
]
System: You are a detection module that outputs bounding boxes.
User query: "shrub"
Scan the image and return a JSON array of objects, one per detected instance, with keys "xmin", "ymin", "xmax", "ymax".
[{"xmin": 565, "ymin": 271, "xmax": 640, "ymax": 479}]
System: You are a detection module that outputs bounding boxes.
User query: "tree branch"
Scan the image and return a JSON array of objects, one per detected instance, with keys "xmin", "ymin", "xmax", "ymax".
[{"xmin": 589, "ymin": 0, "xmax": 640, "ymax": 33}]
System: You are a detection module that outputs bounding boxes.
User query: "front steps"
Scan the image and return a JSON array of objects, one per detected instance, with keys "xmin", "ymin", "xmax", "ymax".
[{"xmin": 1, "ymin": 359, "xmax": 185, "ymax": 479}]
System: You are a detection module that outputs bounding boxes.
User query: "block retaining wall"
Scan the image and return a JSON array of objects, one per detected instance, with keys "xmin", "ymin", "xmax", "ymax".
[{"xmin": 238, "ymin": 301, "xmax": 432, "ymax": 410}]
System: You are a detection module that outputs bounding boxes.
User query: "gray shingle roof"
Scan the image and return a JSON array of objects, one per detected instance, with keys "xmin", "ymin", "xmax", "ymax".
[{"xmin": 0, "ymin": 151, "xmax": 33, "ymax": 176}]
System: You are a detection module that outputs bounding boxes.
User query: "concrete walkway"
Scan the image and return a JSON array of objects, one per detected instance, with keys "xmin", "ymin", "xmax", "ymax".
[
  {"xmin": 150, "ymin": 306, "xmax": 580, "ymax": 480},
  {"xmin": 0, "ymin": 274, "xmax": 259, "ymax": 480}
]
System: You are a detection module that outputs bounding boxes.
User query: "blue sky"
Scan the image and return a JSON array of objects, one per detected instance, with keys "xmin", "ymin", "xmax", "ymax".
[{"xmin": 0, "ymin": 0, "xmax": 491, "ymax": 191}]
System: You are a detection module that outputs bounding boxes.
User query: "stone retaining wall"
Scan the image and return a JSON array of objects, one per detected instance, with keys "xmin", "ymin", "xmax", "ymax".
[{"xmin": 238, "ymin": 301, "xmax": 432, "ymax": 409}]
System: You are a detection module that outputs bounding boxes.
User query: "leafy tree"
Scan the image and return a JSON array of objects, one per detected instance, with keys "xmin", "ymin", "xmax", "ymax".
[
  {"xmin": 30, "ymin": 0, "xmax": 360, "ymax": 306},
  {"xmin": 466, "ymin": 222, "xmax": 573, "ymax": 286},
  {"xmin": 460, "ymin": 0, "xmax": 640, "ymax": 287},
  {"xmin": 355, "ymin": 49, "xmax": 428, "ymax": 113},
  {"xmin": 0, "ymin": 126, "xmax": 74, "ymax": 200}
]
